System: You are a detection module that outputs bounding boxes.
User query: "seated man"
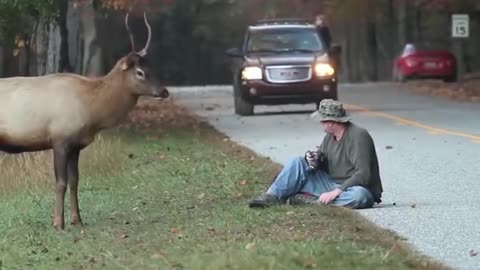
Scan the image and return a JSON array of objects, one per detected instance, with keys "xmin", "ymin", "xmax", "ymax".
[{"xmin": 248, "ymin": 99, "xmax": 383, "ymax": 209}]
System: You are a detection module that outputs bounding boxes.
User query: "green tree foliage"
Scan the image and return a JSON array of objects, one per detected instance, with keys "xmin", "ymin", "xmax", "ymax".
[{"xmin": 0, "ymin": 0, "xmax": 56, "ymax": 42}]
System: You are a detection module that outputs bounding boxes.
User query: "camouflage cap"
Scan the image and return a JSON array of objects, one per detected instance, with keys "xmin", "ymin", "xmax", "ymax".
[{"xmin": 311, "ymin": 99, "xmax": 351, "ymax": 122}]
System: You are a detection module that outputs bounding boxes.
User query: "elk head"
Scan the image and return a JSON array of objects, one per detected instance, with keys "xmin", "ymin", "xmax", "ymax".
[{"xmin": 121, "ymin": 12, "xmax": 169, "ymax": 100}]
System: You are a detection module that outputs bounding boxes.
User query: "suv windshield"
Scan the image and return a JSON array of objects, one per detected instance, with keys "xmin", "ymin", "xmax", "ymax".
[{"xmin": 246, "ymin": 27, "xmax": 324, "ymax": 53}]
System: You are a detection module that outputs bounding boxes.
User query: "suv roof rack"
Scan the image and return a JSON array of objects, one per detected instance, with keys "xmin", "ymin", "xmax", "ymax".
[{"xmin": 251, "ymin": 18, "xmax": 312, "ymax": 26}]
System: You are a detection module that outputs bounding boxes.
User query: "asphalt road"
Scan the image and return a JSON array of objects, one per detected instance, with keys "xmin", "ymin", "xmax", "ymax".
[{"xmin": 172, "ymin": 82, "xmax": 480, "ymax": 270}]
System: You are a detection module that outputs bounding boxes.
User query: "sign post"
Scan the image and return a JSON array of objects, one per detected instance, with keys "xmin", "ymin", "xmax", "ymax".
[{"xmin": 451, "ymin": 14, "xmax": 469, "ymax": 80}]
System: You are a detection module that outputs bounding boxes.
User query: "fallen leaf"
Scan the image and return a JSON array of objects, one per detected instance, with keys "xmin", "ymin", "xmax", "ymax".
[
  {"xmin": 245, "ymin": 243, "xmax": 255, "ymax": 250},
  {"xmin": 239, "ymin": 180, "xmax": 250, "ymax": 185},
  {"xmin": 171, "ymin": 228, "xmax": 180, "ymax": 235},
  {"xmin": 303, "ymin": 260, "xmax": 317, "ymax": 268},
  {"xmin": 151, "ymin": 252, "xmax": 165, "ymax": 259}
]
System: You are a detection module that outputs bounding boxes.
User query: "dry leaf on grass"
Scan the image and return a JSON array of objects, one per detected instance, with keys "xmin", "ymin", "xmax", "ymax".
[
  {"xmin": 238, "ymin": 179, "xmax": 251, "ymax": 185},
  {"xmin": 245, "ymin": 243, "xmax": 255, "ymax": 250}
]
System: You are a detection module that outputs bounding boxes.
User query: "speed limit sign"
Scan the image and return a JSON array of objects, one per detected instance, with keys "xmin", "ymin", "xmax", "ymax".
[{"xmin": 452, "ymin": 14, "xmax": 469, "ymax": 38}]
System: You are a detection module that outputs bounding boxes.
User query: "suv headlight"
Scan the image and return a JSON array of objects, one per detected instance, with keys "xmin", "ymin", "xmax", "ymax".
[
  {"xmin": 242, "ymin": 66, "xmax": 262, "ymax": 80},
  {"xmin": 314, "ymin": 63, "xmax": 335, "ymax": 77}
]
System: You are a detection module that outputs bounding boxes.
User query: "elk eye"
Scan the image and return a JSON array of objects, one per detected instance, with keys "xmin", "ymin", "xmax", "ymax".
[{"xmin": 136, "ymin": 68, "xmax": 145, "ymax": 79}]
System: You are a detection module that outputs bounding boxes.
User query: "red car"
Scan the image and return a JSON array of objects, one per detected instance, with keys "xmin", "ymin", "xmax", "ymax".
[{"xmin": 392, "ymin": 45, "xmax": 457, "ymax": 83}]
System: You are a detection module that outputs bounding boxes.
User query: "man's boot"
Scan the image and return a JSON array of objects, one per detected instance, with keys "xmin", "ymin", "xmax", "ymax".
[{"xmin": 248, "ymin": 193, "xmax": 281, "ymax": 208}]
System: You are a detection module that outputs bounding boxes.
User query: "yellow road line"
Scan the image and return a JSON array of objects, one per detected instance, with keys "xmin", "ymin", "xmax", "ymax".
[{"xmin": 346, "ymin": 103, "xmax": 480, "ymax": 142}]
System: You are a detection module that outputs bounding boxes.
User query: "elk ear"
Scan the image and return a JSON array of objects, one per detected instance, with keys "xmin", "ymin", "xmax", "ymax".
[
  {"xmin": 121, "ymin": 60, "xmax": 130, "ymax": 71},
  {"xmin": 121, "ymin": 53, "xmax": 141, "ymax": 71}
]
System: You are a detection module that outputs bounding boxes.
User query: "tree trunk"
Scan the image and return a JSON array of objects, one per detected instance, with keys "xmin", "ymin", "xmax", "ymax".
[
  {"xmin": 397, "ymin": 0, "xmax": 408, "ymax": 46},
  {"xmin": 80, "ymin": 0, "xmax": 104, "ymax": 76},
  {"xmin": 34, "ymin": 18, "xmax": 49, "ymax": 75},
  {"xmin": 366, "ymin": 20, "xmax": 378, "ymax": 81},
  {"xmin": 67, "ymin": 0, "xmax": 83, "ymax": 74},
  {"xmin": 17, "ymin": 35, "xmax": 29, "ymax": 76},
  {"xmin": 0, "ymin": 44, "xmax": 4, "ymax": 77},
  {"xmin": 58, "ymin": 0, "xmax": 73, "ymax": 72},
  {"xmin": 46, "ymin": 21, "xmax": 61, "ymax": 74}
]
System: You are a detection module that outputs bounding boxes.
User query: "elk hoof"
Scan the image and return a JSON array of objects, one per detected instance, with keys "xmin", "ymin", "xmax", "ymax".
[
  {"xmin": 53, "ymin": 221, "xmax": 65, "ymax": 231},
  {"xmin": 71, "ymin": 216, "xmax": 83, "ymax": 226}
]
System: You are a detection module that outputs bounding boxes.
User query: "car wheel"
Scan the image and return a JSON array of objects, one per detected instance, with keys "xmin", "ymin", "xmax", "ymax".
[
  {"xmin": 330, "ymin": 88, "xmax": 338, "ymax": 100},
  {"xmin": 443, "ymin": 68, "xmax": 457, "ymax": 83},
  {"xmin": 315, "ymin": 87, "xmax": 338, "ymax": 110},
  {"xmin": 233, "ymin": 85, "xmax": 254, "ymax": 116}
]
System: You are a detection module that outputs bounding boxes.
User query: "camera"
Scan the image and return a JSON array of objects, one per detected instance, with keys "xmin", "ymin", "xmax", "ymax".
[{"xmin": 305, "ymin": 150, "xmax": 328, "ymax": 173}]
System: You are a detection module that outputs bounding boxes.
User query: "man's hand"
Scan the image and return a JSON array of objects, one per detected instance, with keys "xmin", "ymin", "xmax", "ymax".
[
  {"xmin": 318, "ymin": 188, "xmax": 342, "ymax": 204},
  {"xmin": 305, "ymin": 150, "xmax": 318, "ymax": 166}
]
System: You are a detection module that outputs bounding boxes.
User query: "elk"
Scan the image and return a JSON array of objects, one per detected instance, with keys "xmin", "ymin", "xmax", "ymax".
[{"xmin": 0, "ymin": 12, "xmax": 168, "ymax": 230}]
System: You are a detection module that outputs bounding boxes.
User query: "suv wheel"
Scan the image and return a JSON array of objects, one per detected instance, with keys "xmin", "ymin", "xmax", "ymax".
[
  {"xmin": 234, "ymin": 85, "xmax": 254, "ymax": 116},
  {"xmin": 315, "ymin": 87, "xmax": 338, "ymax": 110}
]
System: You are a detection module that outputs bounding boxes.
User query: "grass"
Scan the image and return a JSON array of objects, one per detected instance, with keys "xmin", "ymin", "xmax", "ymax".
[{"xmin": 0, "ymin": 99, "xmax": 449, "ymax": 270}]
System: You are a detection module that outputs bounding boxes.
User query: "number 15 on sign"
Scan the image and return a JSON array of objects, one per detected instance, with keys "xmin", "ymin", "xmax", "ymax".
[{"xmin": 452, "ymin": 14, "xmax": 469, "ymax": 38}]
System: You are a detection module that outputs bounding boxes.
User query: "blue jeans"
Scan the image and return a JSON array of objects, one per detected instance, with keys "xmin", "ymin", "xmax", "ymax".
[{"xmin": 266, "ymin": 156, "xmax": 374, "ymax": 209}]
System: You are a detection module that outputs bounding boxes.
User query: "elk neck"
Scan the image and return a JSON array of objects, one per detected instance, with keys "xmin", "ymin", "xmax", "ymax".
[{"xmin": 87, "ymin": 67, "xmax": 139, "ymax": 130}]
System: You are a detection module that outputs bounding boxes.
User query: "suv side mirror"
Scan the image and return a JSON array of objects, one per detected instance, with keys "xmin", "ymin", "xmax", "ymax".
[
  {"xmin": 225, "ymin": 47, "xmax": 243, "ymax": 57},
  {"xmin": 329, "ymin": 44, "xmax": 342, "ymax": 55}
]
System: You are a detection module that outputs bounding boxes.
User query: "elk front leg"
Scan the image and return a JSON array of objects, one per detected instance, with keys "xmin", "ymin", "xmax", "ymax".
[
  {"xmin": 68, "ymin": 147, "xmax": 82, "ymax": 226},
  {"xmin": 53, "ymin": 145, "xmax": 69, "ymax": 230}
]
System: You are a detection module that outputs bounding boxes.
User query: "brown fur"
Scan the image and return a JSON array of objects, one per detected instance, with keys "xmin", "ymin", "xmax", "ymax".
[{"xmin": 0, "ymin": 12, "xmax": 167, "ymax": 230}]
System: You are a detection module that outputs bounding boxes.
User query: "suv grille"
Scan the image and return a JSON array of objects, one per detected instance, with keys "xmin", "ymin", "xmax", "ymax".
[{"xmin": 265, "ymin": 65, "xmax": 312, "ymax": 83}]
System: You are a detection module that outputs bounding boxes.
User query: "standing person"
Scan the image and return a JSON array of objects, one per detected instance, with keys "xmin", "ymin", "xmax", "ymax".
[
  {"xmin": 248, "ymin": 99, "xmax": 383, "ymax": 209},
  {"xmin": 402, "ymin": 43, "xmax": 416, "ymax": 57},
  {"xmin": 314, "ymin": 14, "xmax": 332, "ymax": 49}
]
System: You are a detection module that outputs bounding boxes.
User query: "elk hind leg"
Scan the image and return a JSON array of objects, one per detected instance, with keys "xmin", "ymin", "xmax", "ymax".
[{"xmin": 67, "ymin": 147, "xmax": 82, "ymax": 226}]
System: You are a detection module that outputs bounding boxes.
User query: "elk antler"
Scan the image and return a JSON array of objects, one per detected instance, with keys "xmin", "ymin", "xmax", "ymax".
[
  {"xmin": 138, "ymin": 12, "xmax": 151, "ymax": 57},
  {"xmin": 125, "ymin": 13, "xmax": 136, "ymax": 52}
]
